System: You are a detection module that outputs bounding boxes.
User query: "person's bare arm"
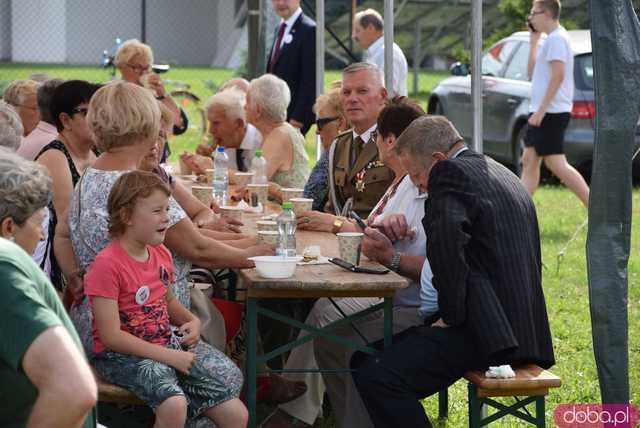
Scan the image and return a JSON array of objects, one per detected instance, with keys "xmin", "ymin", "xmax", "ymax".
[
  {"xmin": 37, "ymin": 150, "xmax": 75, "ymax": 228},
  {"xmin": 172, "ymin": 179, "xmax": 215, "ymax": 227},
  {"xmin": 262, "ymin": 130, "xmax": 291, "ymax": 179},
  {"xmin": 23, "ymin": 326, "xmax": 97, "ymax": 428},
  {"xmin": 53, "ymin": 211, "xmax": 83, "ymax": 302},
  {"xmin": 165, "ymin": 217, "xmax": 272, "ymax": 269},
  {"xmin": 92, "ymin": 297, "xmax": 195, "ymax": 374},
  {"xmin": 528, "ymin": 31, "xmax": 542, "ymax": 79}
]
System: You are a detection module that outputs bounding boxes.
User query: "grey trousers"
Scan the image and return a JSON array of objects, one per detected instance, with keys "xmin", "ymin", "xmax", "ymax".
[{"xmin": 314, "ymin": 305, "xmax": 423, "ymax": 428}]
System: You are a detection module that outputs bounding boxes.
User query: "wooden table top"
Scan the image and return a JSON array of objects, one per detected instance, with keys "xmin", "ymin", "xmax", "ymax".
[{"xmin": 175, "ymin": 176, "xmax": 409, "ymax": 298}]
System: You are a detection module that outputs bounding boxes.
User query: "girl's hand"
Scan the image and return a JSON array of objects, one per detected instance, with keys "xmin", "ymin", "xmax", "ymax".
[
  {"xmin": 166, "ymin": 349, "xmax": 196, "ymax": 375},
  {"xmin": 179, "ymin": 319, "xmax": 201, "ymax": 346}
]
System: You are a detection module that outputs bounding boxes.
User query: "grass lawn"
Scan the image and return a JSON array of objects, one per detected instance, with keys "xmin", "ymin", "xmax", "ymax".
[{"xmin": 2, "ymin": 63, "xmax": 638, "ymax": 426}]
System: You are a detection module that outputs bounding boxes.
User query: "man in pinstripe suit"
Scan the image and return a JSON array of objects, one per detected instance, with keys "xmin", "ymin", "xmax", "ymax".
[{"xmin": 352, "ymin": 116, "xmax": 555, "ymax": 427}]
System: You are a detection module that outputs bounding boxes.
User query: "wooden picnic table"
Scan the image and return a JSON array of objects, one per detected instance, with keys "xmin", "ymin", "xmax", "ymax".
[{"xmin": 177, "ymin": 176, "xmax": 409, "ymax": 427}]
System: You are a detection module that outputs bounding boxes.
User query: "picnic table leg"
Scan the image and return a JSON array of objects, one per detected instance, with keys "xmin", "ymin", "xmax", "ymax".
[
  {"xmin": 383, "ymin": 297, "xmax": 393, "ymax": 348},
  {"xmin": 247, "ymin": 297, "xmax": 258, "ymax": 428}
]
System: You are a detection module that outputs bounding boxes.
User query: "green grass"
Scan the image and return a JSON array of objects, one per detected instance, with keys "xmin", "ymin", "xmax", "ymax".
[
  {"xmin": 3, "ymin": 63, "xmax": 637, "ymax": 426},
  {"xmin": 0, "ymin": 63, "xmax": 448, "ymax": 164}
]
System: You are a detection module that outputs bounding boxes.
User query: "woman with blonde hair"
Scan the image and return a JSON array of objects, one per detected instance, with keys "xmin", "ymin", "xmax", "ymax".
[
  {"xmin": 303, "ymin": 85, "xmax": 349, "ymax": 211},
  {"xmin": 54, "ymin": 83, "xmax": 270, "ymax": 395},
  {"xmin": 3, "ymin": 79, "xmax": 40, "ymax": 136},
  {"xmin": 114, "ymin": 39, "xmax": 187, "ymax": 159}
]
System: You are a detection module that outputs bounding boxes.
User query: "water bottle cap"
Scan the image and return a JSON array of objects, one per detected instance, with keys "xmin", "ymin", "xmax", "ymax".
[
  {"xmin": 282, "ymin": 201, "xmax": 293, "ymax": 210},
  {"xmin": 255, "ymin": 149, "xmax": 263, "ymax": 157},
  {"xmin": 217, "ymin": 146, "xmax": 225, "ymax": 152}
]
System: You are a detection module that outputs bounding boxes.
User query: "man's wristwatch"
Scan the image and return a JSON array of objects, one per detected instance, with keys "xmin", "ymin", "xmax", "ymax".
[
  {"xmin": 156, "ymin": 94, "xmax": 166, "ymax": 100},
  {"xmin": 332, "ymin": 217, "xmax": 345, "ymax": 234},
  {"xmin": 390, "ymin": 251, "xmax": 402, "ymax": 272}
]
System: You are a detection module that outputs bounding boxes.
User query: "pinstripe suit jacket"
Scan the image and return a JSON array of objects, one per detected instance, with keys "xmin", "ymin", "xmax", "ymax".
[{"xmin": 423, "ymin": 150, "xmax": 555, "ymax": 368}]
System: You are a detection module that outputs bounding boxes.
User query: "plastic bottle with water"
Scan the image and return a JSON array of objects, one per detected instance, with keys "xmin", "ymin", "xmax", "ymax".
[
  {"xmin": 276, "ymin": 202, "xmax": 297, "ymax": 257},
  {"xmin": 213, "ymin": 146, "xmax": 229, "ymax": 206},
  {"xmin": 251, "ymin": 149, "xmax": 268, "ymax": 184}
]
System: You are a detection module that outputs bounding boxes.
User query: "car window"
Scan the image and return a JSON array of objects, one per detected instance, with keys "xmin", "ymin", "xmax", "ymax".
[
  {"xmin": 504, "ymin": 42, "xmax": 529, "ymax": 81},
  {"xmin": 482, "ymin": 41, "xmax": 518, "ymax": 77},
  {"xmin": 575, "ymin": 54, "xmax": 593, "ymax": 90}
]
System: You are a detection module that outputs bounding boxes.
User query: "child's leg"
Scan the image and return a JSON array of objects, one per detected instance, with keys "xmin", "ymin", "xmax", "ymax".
[
  {"xmin": 202, "ymin": 398, "xmax": 248, "ymax": 428},
  {"xmin": 155, "ymin": 395, "xmax": 188, "ymax": 428}
]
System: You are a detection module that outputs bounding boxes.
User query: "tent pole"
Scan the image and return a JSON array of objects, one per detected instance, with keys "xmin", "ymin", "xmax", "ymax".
[
  {"xmin": 384, "ymin": 0, "xmax": 394, "ymax": 96},
  {"xmin": 316, "ymin": 0, "xmax": 325, "ymax": 160},
  {"xmin": 471, "ymin": 0, "xmax": 483, "ymax": 153}
]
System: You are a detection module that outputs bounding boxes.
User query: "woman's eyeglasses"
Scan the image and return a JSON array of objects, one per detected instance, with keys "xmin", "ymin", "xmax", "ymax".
[
  {"xmin": 71, "ymin": 107, "xmax": 89, "ymax": 117},
  {"xmin": 316, "ymin": 116, "xmax": 339, "ymax": 131}
]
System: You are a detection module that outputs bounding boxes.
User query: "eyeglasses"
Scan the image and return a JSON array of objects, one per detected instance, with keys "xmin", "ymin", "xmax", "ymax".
[
  {"xmin": 316, "ymin": 116, "xmax": 339, "ymax": 131},
  {"xmin": 71, "ymin": 107, "xmax": 88, "ymax": 117},
  {"xmin": 529, "ymin": 10, "xmax": 545, "ymax": 17},
  {"xmin": 126, "ymin": 63, "xmax": 151, "ymax": 73}
]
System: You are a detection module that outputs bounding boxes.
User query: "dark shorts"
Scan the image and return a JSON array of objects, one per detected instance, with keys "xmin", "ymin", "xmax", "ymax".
[{"xmin": 524, "ymin": 112, "xmax": 571, "ymax": 156}]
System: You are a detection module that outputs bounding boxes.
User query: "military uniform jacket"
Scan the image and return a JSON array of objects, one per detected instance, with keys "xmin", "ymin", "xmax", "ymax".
[{"xmin": 326, "ymin": 129, "xmax": 395, "ymax": 218}]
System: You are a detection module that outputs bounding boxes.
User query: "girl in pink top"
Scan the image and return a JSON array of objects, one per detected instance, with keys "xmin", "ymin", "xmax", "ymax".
[{"xmin": 85, "ymin": 170, "xmax": 247, "ymax": 428}]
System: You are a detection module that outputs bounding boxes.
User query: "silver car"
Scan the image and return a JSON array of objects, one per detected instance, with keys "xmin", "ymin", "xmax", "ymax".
[{"xmin": 428, "ymin": 30, "xmax": 640, "ymax": 180}]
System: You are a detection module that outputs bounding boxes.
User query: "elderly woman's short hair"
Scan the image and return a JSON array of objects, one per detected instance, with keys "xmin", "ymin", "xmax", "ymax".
[
  {"xmin": 0, "ymin": 101, "xmax": 24, "ymax": 151},
  {"xmin": 219, "ymin": 78, "xmax": 250, "ymax": 94},
  {"xmin": 37, "ymin": 79, "xmax": 65, "ymax": 125},
  {"xmin": 313, "ymin": 87, "xmax": 344, "ymax": 116},
  {"xmin": 2, "ymin": 79, "xmax": 39, "ymax": 107},
  {"xmin": 114, "ymin": 39, "xmax": 154, "ymax": 67},
  {"xmin": 206, "ymin": 88, "xmax": 246, "ymax": 122},
  {"xmin": 377, "ymin": 98, "xmax": 425, "ymax": 139},
  {"xmin": 248, "ymin": 74, "xmax": 290, "ymax": 123},
  {"xmin": 0, "ymin": 147, "xmax": 51, "ymax": 225},
  {"xmin": 87, "ymin": 81, "xmax": 160, "ymax": 152},
  {"xmin": 394, "ymin": 115, "xmax": 463, "ymax": 164}
]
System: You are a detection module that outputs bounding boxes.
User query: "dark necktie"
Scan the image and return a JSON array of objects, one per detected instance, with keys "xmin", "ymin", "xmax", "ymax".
[
  {"xmin": 236, "ymin": 148, "xmax": 246, "ymax": 172},
  {"xmin": 269, "ymin": 23, "xmax": 287, "ymax": 72},
  {"xmin": 350, "ymin": 136, "xmax": 364, "ymax": 168}
]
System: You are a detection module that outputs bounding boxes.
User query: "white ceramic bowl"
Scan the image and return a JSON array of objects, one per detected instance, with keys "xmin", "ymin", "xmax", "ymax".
[{"xmin": 248, "ymin": 256, "xmax": 303, "ymax": 279}]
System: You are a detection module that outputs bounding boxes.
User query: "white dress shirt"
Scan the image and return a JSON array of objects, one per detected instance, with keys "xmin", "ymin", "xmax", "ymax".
[
  {"xmin": 273, "ymin": 7, "xmax": 303, "ymax": 52},
  {"xmin": 365, "ymin": 36, "xmax": 409, "ymax": 98},
  {"xmin": 352, "ymin": 124, "xmax": 377, "ymax": 145},
  {"xmin": 225, "ymin": 124, "xmax": 262, "ymax": 171}
]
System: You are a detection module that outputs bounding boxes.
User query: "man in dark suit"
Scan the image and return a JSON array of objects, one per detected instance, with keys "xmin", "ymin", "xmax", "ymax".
[
  {"xmin": 352, "ymin": 115, "xmax": 555, "ymax": 427},
  {"xmin": 268, "ymin": 0, "xmax": 316, "ymax": 135}
]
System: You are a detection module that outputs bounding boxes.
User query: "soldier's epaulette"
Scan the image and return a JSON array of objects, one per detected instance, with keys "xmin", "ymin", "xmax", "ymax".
[{"xmin": 335, "ymin": 128, "xmax": 353, "ymax": 140}]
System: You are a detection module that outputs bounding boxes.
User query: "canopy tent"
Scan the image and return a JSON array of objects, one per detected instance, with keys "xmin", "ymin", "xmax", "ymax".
[{"xmin": 246, "ymin": 0, "xmax": 636, "ymax": 407}]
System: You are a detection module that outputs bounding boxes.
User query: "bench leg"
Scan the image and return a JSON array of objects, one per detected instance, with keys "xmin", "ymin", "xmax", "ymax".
[
  {"xmin": 468, "ymin": 383, "xmax": 483, "ymax": 428},
  {"xmin": 438, "ymin": 388, "xmax": 448, "ymax": 419},
  {"xmin": 535, "ymin": 396, "xmax": 545, "ymax": 428}
]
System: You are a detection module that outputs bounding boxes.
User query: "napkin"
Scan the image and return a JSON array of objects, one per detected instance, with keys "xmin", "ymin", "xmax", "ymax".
[{"xmin": 485, "ymin": 365, "xmax": 516, "ymax": 378}]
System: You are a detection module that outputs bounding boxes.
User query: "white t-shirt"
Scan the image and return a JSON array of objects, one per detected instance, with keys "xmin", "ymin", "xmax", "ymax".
[
  {"xmin": 365, "ymin": 36, "xmax": 409, "ymax": 98},
  {"xmin": 530, "ymin": 26, "xmax": 574, "ymax": 113}
]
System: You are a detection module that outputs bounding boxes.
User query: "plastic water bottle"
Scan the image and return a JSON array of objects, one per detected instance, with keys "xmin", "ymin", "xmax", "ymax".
[
  {"xmin": 276, "ymin": 202, "xmax": 297, "ymax": 257},
  {"xmin": 252, "ymin": 149, "xmax": 268, "ymax": 184},
  {"xmin": 213, "ymin": 146, "xmax": 229, "ymax": 206}
]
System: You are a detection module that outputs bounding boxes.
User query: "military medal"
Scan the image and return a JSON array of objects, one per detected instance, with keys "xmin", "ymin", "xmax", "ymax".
[{"xmin": 355, "ymin": 170, "xmax": 366, "ymax": 192}]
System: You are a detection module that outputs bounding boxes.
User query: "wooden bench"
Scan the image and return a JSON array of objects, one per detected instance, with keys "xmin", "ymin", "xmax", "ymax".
[{"xmin": 438, "ymin": 364, "xmax": 561, "ymax": 427}]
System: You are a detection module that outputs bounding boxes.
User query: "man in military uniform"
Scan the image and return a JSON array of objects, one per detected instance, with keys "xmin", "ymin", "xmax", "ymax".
[{"xmin": 327, "ymin": 62, "xmax": 395, "ymax": 219}]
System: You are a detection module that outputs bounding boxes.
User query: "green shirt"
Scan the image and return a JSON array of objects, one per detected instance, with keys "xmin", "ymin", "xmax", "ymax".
[{"xmin": 0, "ymin": 238, "xmax": 96, "ymax": 428}]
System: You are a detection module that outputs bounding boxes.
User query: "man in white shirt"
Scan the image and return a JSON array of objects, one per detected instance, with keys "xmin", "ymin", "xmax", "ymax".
[
  {"xmin": 17, "ymin": 79, "xmax": 64, "ymax": 160},
  {"xmin": 353, "ymin": 8, "xmax": 408, "ymax": 98},
  {"xmin": 522, "ymin": 0, "xmax": 589, "ymax": 206}
]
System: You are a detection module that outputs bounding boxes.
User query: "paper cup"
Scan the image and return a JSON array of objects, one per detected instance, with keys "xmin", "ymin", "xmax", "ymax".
[
  {"xmin": 337, "ymin": 232, "xmax": 363, "ymax": 266},
  {"xmin": 247, "ymin": 183, "xmax": 269, "ymax": 207},
  {"xmin": 219, "ymin": 206, "xmax": 243, "ymax": 222},
  {"xmin": 179, "ymin": 156, "xmax": 192, "ymax": 175},
  {"xmin": 256, "ymin": 220, "xmax": 278, "ymax": 232},
  {"xmin": 234, "ymin": 172, "xmax": 255, "ymax": 189},
  {"xmin": 205, "ymin": 168, "xmax": 215, "ymax": 185},
  {"xmin": 257, "ymin": 230, "xmax": 279, "ymax": 246},
  {"xmin": 192, "ymin": 186, "xmax": 214, "ymax": 206},
  {"xmin": 290, "ymin": 198, "xmax": 314, "ymax": 216},
  {"xmin": 281, "ymin": 187, "xmax": 304, "ymax": 202}
]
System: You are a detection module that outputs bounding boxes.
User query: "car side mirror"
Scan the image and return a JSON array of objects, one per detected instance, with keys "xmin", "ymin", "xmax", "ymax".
[{"xmin": 450, "ymin": 62, "xmax": 470, "ymax": 76}]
